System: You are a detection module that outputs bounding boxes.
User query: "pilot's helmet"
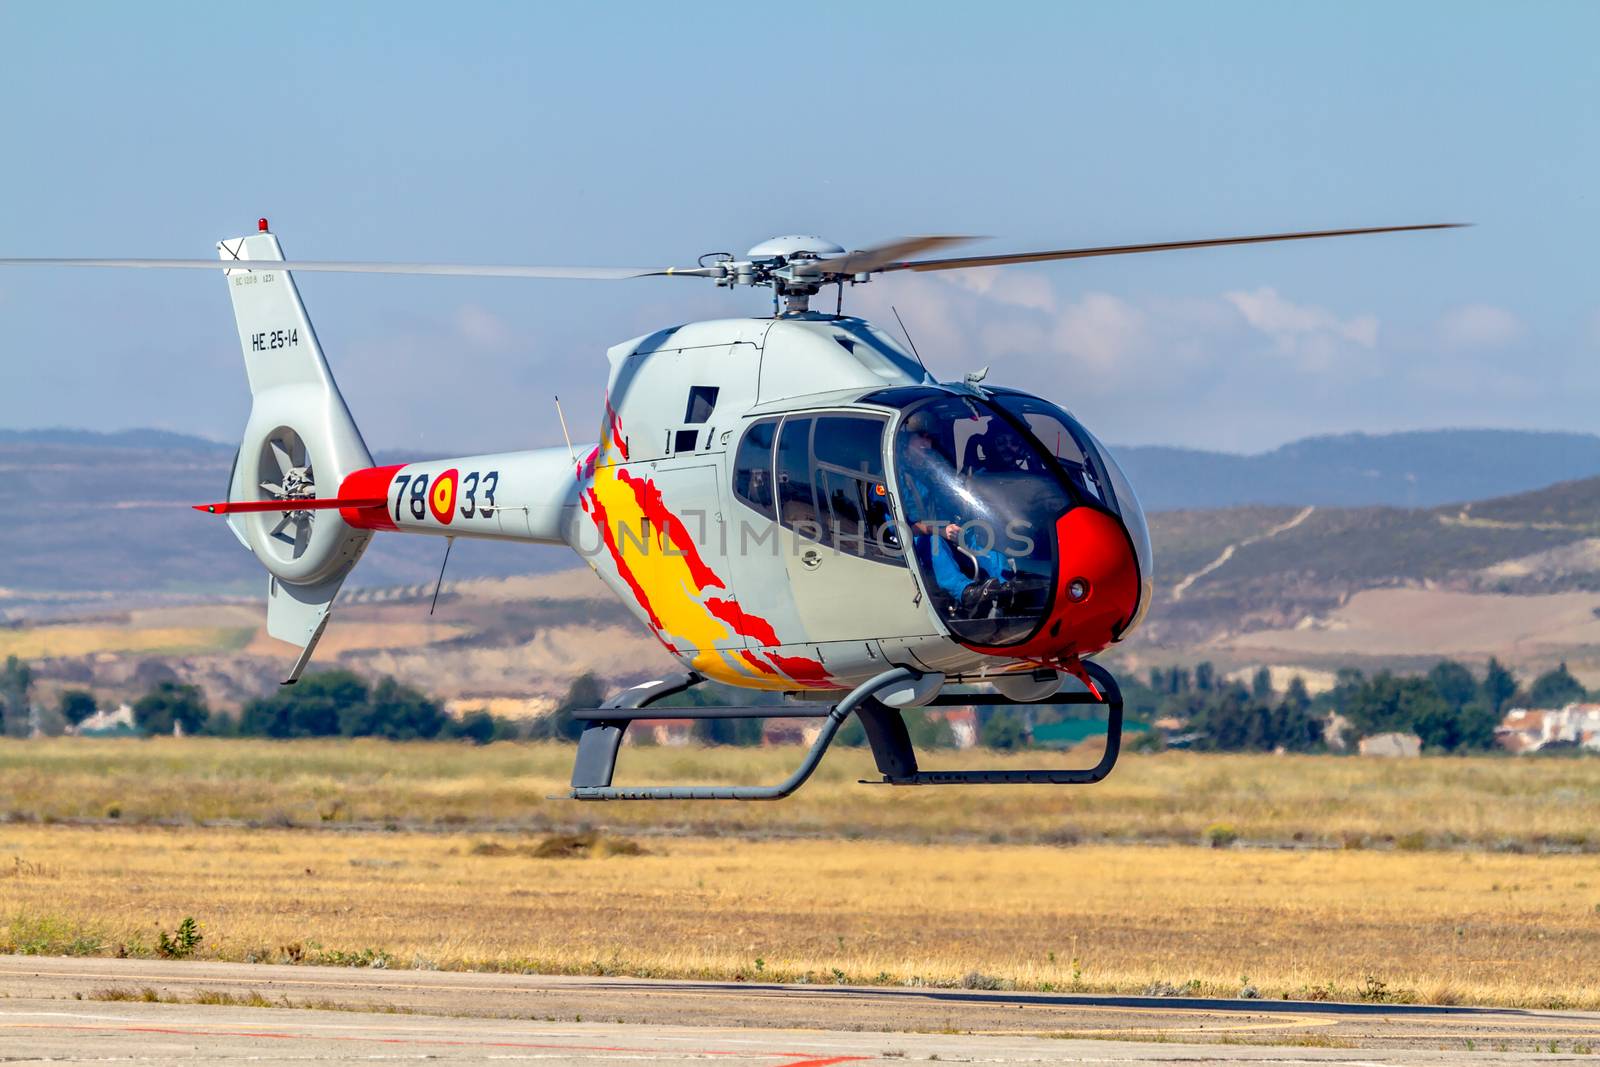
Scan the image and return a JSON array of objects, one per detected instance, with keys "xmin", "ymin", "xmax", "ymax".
[{"xmin": 903, "ymin": 410, "xmax": 938, "ymax": 438}]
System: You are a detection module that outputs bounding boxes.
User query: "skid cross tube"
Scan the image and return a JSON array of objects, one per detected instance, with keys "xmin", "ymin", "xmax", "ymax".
[
  {"xmin": 568, "ymin": 667, "xmax": 918, "ymax": 801},
  {"xmin": 870, "ymin": 660, "xmax": 1124, "ymax": 786}
]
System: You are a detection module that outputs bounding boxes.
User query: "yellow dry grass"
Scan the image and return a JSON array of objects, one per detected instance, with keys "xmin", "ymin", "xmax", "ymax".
[
  {"xmin": 1, "ymin": 825, "xmax": 1596, "ymax": 1009},
  {"xmin": 1, "ymin": 738, "xmax": 1596, "ymax": 853},
  {"xmin": 0, "ymin": 626, "xmax": 253, "ymax": 658}
]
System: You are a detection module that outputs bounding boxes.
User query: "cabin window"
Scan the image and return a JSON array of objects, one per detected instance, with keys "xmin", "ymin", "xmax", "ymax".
[
  {"xmin": 776, "ymin": 417, "xmax": 819, "ymax": 534},
  {"xmin": 732, "ymin": 418, "xmax": 778, "ymax": 519},
  {"xmin": 810, "ymin": 415, "xmax": 902, "ymax": 565},
  {"xmin": 685, "ymin": 385, "xmax": 719, "ymax": 425},
  {"xmin": 672, "ymin": 428, "xmax": 700, "ymax": 453},
  {"xmin": 813, "ymin": 415, "xmax": 887, "ymax": 479}
]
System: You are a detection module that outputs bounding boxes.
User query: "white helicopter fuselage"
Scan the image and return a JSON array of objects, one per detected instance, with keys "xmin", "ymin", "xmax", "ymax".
[{"xmin": 339, "ymin": 313, "xmax": 1154, "ymax": 694}]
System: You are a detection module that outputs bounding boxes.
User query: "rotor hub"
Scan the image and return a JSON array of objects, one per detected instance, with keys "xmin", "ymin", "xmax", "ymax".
[
  {"xmin": 280, "ymin": 467, "xmax": 314, "ymax": 499},
  {"xmin": 745, "ymin": 235, "xmax": 845, "ymax": 261},
  {"xmin": 733, "ymin": 235, "xmax": 856, "ymax": 314}
]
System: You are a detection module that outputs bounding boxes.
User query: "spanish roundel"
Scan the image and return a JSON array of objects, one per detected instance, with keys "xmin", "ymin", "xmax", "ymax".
[{"xmin": 429, "ymin": 468, "xmax": 459, "ymax": 524}]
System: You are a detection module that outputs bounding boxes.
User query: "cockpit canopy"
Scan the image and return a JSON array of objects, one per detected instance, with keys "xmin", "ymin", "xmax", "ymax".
[{"xmin": 730, "ymin": 385, "xmax": 1151, "ymax": 649}]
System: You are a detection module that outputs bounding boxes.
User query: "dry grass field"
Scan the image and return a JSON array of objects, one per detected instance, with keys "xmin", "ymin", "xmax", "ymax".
[
  {"xmin": 0, "ymin": 625, "xmax": 253, "ymax": 659},
  {"xmin": 1, "ymin": 824, "xmax": 1596, "ymax": 1010},
  {"xmin": 0, "ymin": 738, "xmax": 1596, "ymax": 852}
]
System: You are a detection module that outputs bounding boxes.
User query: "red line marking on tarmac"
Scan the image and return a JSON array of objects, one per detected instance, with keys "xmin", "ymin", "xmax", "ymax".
[{"xmin": 9, "ymin": 1020, "xmax": 868, "ymax": 1062}]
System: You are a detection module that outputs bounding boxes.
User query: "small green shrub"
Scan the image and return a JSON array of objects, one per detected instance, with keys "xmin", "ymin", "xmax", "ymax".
[{"xmin": 156, "ymin": 917, "xmax": 202, "ymax": 959}]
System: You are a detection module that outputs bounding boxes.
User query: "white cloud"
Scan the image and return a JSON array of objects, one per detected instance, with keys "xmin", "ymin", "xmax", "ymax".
[
  {"xmin": 1223, "ymin": 286, "xmax": 1379, "ymax": 370},
  {"xmin": 1050, "ymin": 292, "xmax": 1146, "ymax": 373},
  {"xmin": 1436, "ymin": 303, "xmax": 1521, "ymax": 350},
  {"xmin": 943, "ymin": 268, "xmax": 1057, "ymax": 313},
  {"xmin": 456, "ymin": 303, "xmax": 514, "ymax": 349}
]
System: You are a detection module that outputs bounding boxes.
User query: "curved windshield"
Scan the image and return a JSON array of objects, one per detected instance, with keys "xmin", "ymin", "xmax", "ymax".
[
  {"xmin": 892, "ymin": 395, "xmax": 1072, "ymax": 645},
  {"xmin": 989, "ymin": 393, "xmax": 1118, "ymax": 513},
  {"xmin": 989, "ymin": 392, "xmax": 1152, "ymax": 626},
  {"xmin": 1084, "ymin": 426, "xmax": 1154, "ymax": 633}
]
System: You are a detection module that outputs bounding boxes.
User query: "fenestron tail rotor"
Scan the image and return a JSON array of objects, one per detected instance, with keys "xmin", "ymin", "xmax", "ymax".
[
  {"xmin": 256, "ymin": 427, "xmax": 318, "ymax": 564},
  {"xmin": 0, "ymin": 217, "xmax": 1467, "ymax": 315}
]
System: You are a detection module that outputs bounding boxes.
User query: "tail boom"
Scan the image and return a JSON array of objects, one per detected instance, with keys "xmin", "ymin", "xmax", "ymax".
[{"xmin": 334, "ymin": 449, "xmax": 585, "ymax": 544}]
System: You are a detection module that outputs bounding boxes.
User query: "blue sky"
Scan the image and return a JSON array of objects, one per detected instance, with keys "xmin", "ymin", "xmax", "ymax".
[{"xmin": 1, "ymin": 2, "xmax": 1595, "ymax": 453}]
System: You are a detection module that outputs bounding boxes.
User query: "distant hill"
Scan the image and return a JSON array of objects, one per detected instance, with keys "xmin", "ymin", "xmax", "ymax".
[
  {"xmin": 0, "ymin": 429, "xmax": 569, "ymax": 601},
  {"xmin": 0, "ymin": 427, "xmax": 232, "ymax": 451},
  {"xmin": 1144, "ymin": 474, "xmax": 1600, "ymax": 650},
  {"xmin": 1114, "ymin": 429, "xmax": 1600, "ymax": 510},
  {"xmin": 10, "ymin": 425, "xmax": 1600, "ymax": 514},
  {"xmin": 5, "ymin": 426, "xmax": 1600, "ymax": 607}
]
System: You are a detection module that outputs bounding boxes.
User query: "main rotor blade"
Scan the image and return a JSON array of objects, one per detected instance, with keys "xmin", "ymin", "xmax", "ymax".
[
  {"xmin": 885, "ymin": 223, "xmax": 1468, "ymax": 273},
  {"xmin": 794, "ymin": 235, "xmax": 981, "ymax": 277},
  {"xmin": 0, "ymin": 257, "xmax": 698, "ymax": 280}
]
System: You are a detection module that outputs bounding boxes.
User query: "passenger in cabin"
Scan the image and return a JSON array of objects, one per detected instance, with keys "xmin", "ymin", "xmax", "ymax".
[{"xmin": 899, "ymin": 411, "xmax": 1012, "ymax": 617}]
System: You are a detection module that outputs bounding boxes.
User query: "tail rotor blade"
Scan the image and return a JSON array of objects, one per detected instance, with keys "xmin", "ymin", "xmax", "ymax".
[{"xmin": 269, "ymin": 439, "xmax": 294, "ymax": 478}]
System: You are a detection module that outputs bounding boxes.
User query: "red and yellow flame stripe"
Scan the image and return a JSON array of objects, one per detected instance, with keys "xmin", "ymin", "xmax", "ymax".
[{"xmin": 580, "ymin": 400, "xmax": 832, "ymax": 690}]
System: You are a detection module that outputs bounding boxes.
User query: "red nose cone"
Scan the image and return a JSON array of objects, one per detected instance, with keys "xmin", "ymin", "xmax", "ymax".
[{"xmin": 963, "ymin": 507, "xmax": 1141, "ymax": 663}]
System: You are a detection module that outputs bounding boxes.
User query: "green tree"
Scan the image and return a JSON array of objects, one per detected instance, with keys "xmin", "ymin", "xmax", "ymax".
[
  {"xmin": 1482, "ymin": 657, "xmax": 1517, "ymax": 714},
  {"xmin": 1, "ymin": 656, "xmax": 33, "ymax": 738},
  {"xmin": 1415, "ymin": 699, "xmax": 1498, "ymax": 752},
  {"xmin": 340, "ymin": 677, "xmax": 447, "ymax": 740},
  {"xmin": 1250, "ymin": 667, "xmax": 1274, "ymax": 701},
  {"xmin": 1343, "ymin": 673, "xmax": 1446, "ymax": 738},
  {"xmin": 528, "ymin": 673, "xmax": 605, "ymax": 742},
  {"xmin": 133, "ymin": 682, "xmax": 210, "ymax": 735},
  {"xmin": 908, "ymin": 712, "xmax": 957, "ymax": 749},
  {"xmin": 1190, "ymin": 682, "xmax": 1321, "ymax": 753},
  {"xmin": 1526, "ymin": 662, "xmax": 1586, "ymax": 709},
  {"xmin": 979, "ymin": 708, "xmax": 1029, "ymax": 749},
  {"xmin": 1284, "ymin": 676, "xmax": 1312, "ymax": 717},
  {"xmin": 1322, "ymin": 667, "xmax": 1366, "ymax": 718},
  {"xmin": 447, "ymin": 708, "xmax": 498, "ymax": 745},
  {"xmin": 693, "ymin": 715, "xmax": 763, "ymax": 746},
  {"xmin": 57, "ymin": 689, "xmax": 97, "ymax": 727},
  {"xmin": 240, "ymin": 670, "xmax": 368, "ymax": 738},
  {"xmin": 1428, "ymin": 660, "xmax": 1478, "ymax": 711},
  {"xmin": 1194, "ymin": 662, "xmax": 1215, "ymax": 692}
]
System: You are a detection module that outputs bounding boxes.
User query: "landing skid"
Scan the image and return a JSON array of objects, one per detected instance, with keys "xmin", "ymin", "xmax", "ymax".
[{"xmin": 566, "ymin": 662, "xmax": 1123, "ymax": 801}]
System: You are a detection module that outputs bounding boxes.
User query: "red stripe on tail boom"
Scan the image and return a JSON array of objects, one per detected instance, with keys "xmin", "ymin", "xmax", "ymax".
[{"xmin": 338, "ymin": 464, "xmax": 404, "ymax": 530}]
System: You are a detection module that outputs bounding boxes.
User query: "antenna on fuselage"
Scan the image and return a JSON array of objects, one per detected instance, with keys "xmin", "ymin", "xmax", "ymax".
[
  {"xmin": 429, "ymin": 537, "xmax": 454, "ymax": 616},
  {"xmin": 554, "ymin": 394, "xmax": 577, "ymax": 466},
  {"xmin": 891, "ymin": 305, "xmax": 929, "ymax": 376}
]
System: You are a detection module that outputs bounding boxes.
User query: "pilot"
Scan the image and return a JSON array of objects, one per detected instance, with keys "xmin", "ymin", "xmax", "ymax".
[
  {"xmin": 975, "ymin": 423, "xmax": 1033, "ymax": 473},
  {"xmin": 901, "ymin": 411, "xmax": 1012, "ymax": 617}
]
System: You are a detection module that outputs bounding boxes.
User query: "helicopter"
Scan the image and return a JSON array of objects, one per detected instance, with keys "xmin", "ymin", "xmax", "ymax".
[{"xmin": 1, "ymin": 221, "xmax": 1460, "ymax": 798}]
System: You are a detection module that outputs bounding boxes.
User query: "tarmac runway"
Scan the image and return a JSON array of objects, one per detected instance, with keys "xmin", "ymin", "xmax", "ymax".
[{"xmin": 3, "ymin": 955, "xmax": 1598, "ymax": 1064}]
